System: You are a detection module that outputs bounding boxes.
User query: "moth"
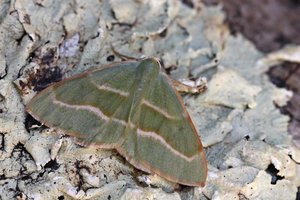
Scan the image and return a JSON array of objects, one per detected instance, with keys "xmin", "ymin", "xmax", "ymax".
[{"xmin": 27, "ymin": 58, "xmax": 207, "ymax": 186}]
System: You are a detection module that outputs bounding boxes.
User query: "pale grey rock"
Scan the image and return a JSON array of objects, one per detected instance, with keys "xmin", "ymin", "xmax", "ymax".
[
  {"xmin": 187, "ymin": 104, "xmax": 233, "ymax": 147},
  {"xmin": 110, "ymin": 0, "xmax": 139, "ymax": 24},
  {"xmin": 256, "ymin": 45, "xmax": 300, "ymax": 72},
  {"xmin": 201, "ymin": 68, "xmax": 261, "ymax": 109},
  {"xmin": 24, "ymin": 129, "xmax": 59, "ymax": 170},
  {"xmin": 120, "ymin": 187, "xmax": 181, "ymax": 200},
  {"xmin": 59, "ymin": 33, "xmax": 80, "ymax": 58},
  {"xmin": 241, "ymin": 171, "xmax": 297, "ymax": 200}
]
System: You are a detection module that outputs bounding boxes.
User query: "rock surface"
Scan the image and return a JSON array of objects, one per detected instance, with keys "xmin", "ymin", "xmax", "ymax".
[{"xmin": 0, "ymin": 0, "xmax": 299, "ymax": 199}]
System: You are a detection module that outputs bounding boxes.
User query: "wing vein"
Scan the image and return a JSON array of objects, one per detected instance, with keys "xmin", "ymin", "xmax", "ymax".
[
  {"xmin": 52, "ymin": 95, "xmax": 128, "ymax": 126},
  {"xmin": 89, "ymin": 78, "xmax": 129, "ymax": 97},
  {"xmin": 136, "ymin": 128, "xmax": 196, "ymax": 162},
  {"xmin": 141, "ymin": 99, "xmax": 177, "ymax": 120}
]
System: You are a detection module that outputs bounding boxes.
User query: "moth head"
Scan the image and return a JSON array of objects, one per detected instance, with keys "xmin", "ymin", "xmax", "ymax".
[{"xmin": 139, "ymin": 57, "xmax": 161, "ymax": 76}]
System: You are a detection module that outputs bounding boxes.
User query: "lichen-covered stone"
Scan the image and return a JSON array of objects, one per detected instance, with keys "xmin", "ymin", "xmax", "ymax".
[{"xmin": 0, "ymin": 0, "xmax": 299, "ymax": 199}]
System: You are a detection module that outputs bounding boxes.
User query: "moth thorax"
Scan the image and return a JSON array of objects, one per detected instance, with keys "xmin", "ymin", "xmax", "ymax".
[{"xmin": 139, "ymin": 58, "xmax": 161, "ymax": 78}]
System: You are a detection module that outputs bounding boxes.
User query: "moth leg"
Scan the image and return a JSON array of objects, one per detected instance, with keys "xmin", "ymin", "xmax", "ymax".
[{"xmin": 172, "ymin": 77, "xmax": 207, "ymax": 94}]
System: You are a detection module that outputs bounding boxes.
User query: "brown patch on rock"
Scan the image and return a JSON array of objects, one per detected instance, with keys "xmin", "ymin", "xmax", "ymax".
[
  {"xmin": 203, "ymin": 0, "xmax": 300, "ymax": 53},
  {"xmin": 268, "ymin": 62, "xmax": 300, "ymax": 147}
]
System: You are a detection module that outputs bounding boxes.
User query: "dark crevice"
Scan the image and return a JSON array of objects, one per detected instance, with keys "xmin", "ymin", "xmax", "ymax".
[
  {"xmin": 23, "ymin": 14, "xmax": 31, "ymax": 25},
  {"xmin": 9, "ymin": 143, "xmax": 41, "ymax": 197},
  {"xmin": 12, "ymin": 178, "xmax": 23, "ymax": 199},
  {"xmin": 164, "ymin": 65, "xmax": 177, "ymax": 75},
  {"xmin": 17, "ymin": 64, "xmax": 28, "ymax": 79},
  {"xmin": 111, "ymin": 22, "xmax": 135, "ymax": 28},
  {"xmin": 26, "ymin": 52, "xmax": 35, "ymax": 63},
  {"xmin": 202, "ymin": 193, "xmax": 212, "ymax": 200},
  {"xmin": 110, "ymin": 11, "xmax": 137, "ymax": 29},
  {"xmin": 179, "ymin": 186, "xmax": 194, "ymax": 199},
  {"xmin": 58, "ymin": 195, "xmax": 65, "ymax": 200},
  {"xmin": 11, "ymin": 143, "xmax": 42, "ymax": 185},
  {"xmin": 159, "ymin": 28, "xmax": 168, "ymax": 37},
  {"xmin": 41, "ymin": 47, "xmax": 57, "ymax": 65},
  {"xmin": 15, "ymin": 31, "xmax": 27, "ymax": 46},
  {"xmin": 24, "ymin": 114, "xmax": 43, "ymax": 132},
  {"xmin": 274, "ymin": 33, "xmax": 291, "ymax": 47},
  {"xmin": 265, "ymin": 163, "xmax": 285, "ymax": 184},
  {"xmin": 17, "ymin": 51, "xmax": 37, "ymax": 78},
  {"xmin": 33, "ymin": 159, "xmax": 61, "ymax": 182},
  {"xmin": 181, "ymin": 0, "xmax": 194, "ymax": 8},
  {"xmin": 106, "ymin": 55, "xmax": 115, "ymax": 62},
  {"xmin": 130, "ymin": 168, "xmax": 149, "ymax": 188},
  {"xmin": 288, "ymin": 154, "xmax": 300, "ymax": 164},
  {"xmin": 110, "ymin": 9, "xmax": 117, "ymax": 21},
  {"xmin": 11, "ymin": 142, "xmax": 34, "ymax": 161},
  {"xmin": 267, "ymin": 62, "xmax": 299, "ymax": 89},
  {"xmin": 31, "ymin": 66, "xmax": 63, "ymax": 92},
  {"xmin": 238, "ymin": 192, "xmax": 249, "ymax": 200},
  {"xmin": 177, "ymin": 23, "xmax": 189, "ymax": 37},
  {"xmin": 0, "ymin": 64, "xmax": 8, "ymax": 79},
  {"xmin": 35, "ymin": 2, "xmax": 45, "ymax": 7},
  {"xmin": 0, "ymin": 132, "xmax": 5, "ymax": 151},
  {"xmin": 244, "ymin": 135, "xmax": 250, "ymax": 141},
  {"xmin": 0, "ymin": 173, "xmax": 6, "ymax": 180},
  {"xmin": 290, "ymin": 0, "xmax": 300, "ymax": 6},
  {"xmin": 91, "ymin": 31, "xmax": 100, "ymax": 39},
  {"xmin": 110, "ymin": 6, "xmax": 138, "ymax": 29},
  {"xmin": 44, "ymin": 159, "xmax": 60, "ymax": 171},
  {"xmin": 74, "ymin": 160, "xmax": 92, "ymax": 192},
  {"xmin": 103, "ymin": 173, "xmax": 109, "ymax": 184}
]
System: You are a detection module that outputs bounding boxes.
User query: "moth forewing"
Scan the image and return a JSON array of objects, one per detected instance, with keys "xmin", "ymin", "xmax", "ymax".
[{"xmin": 26, "ymin": 58, "xmax": 207, "ymax": 186}]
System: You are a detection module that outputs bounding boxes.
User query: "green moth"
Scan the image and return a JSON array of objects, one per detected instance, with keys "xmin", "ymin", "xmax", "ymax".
[{"xmin": 27, "ymin": 58, "xmax": 207, "ymax": 186}]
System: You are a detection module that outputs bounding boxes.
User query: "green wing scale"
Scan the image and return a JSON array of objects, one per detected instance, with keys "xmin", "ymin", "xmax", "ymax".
[{"xmin": 27, "ymin": 58, "xmax": 207, "ymax": 186}]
